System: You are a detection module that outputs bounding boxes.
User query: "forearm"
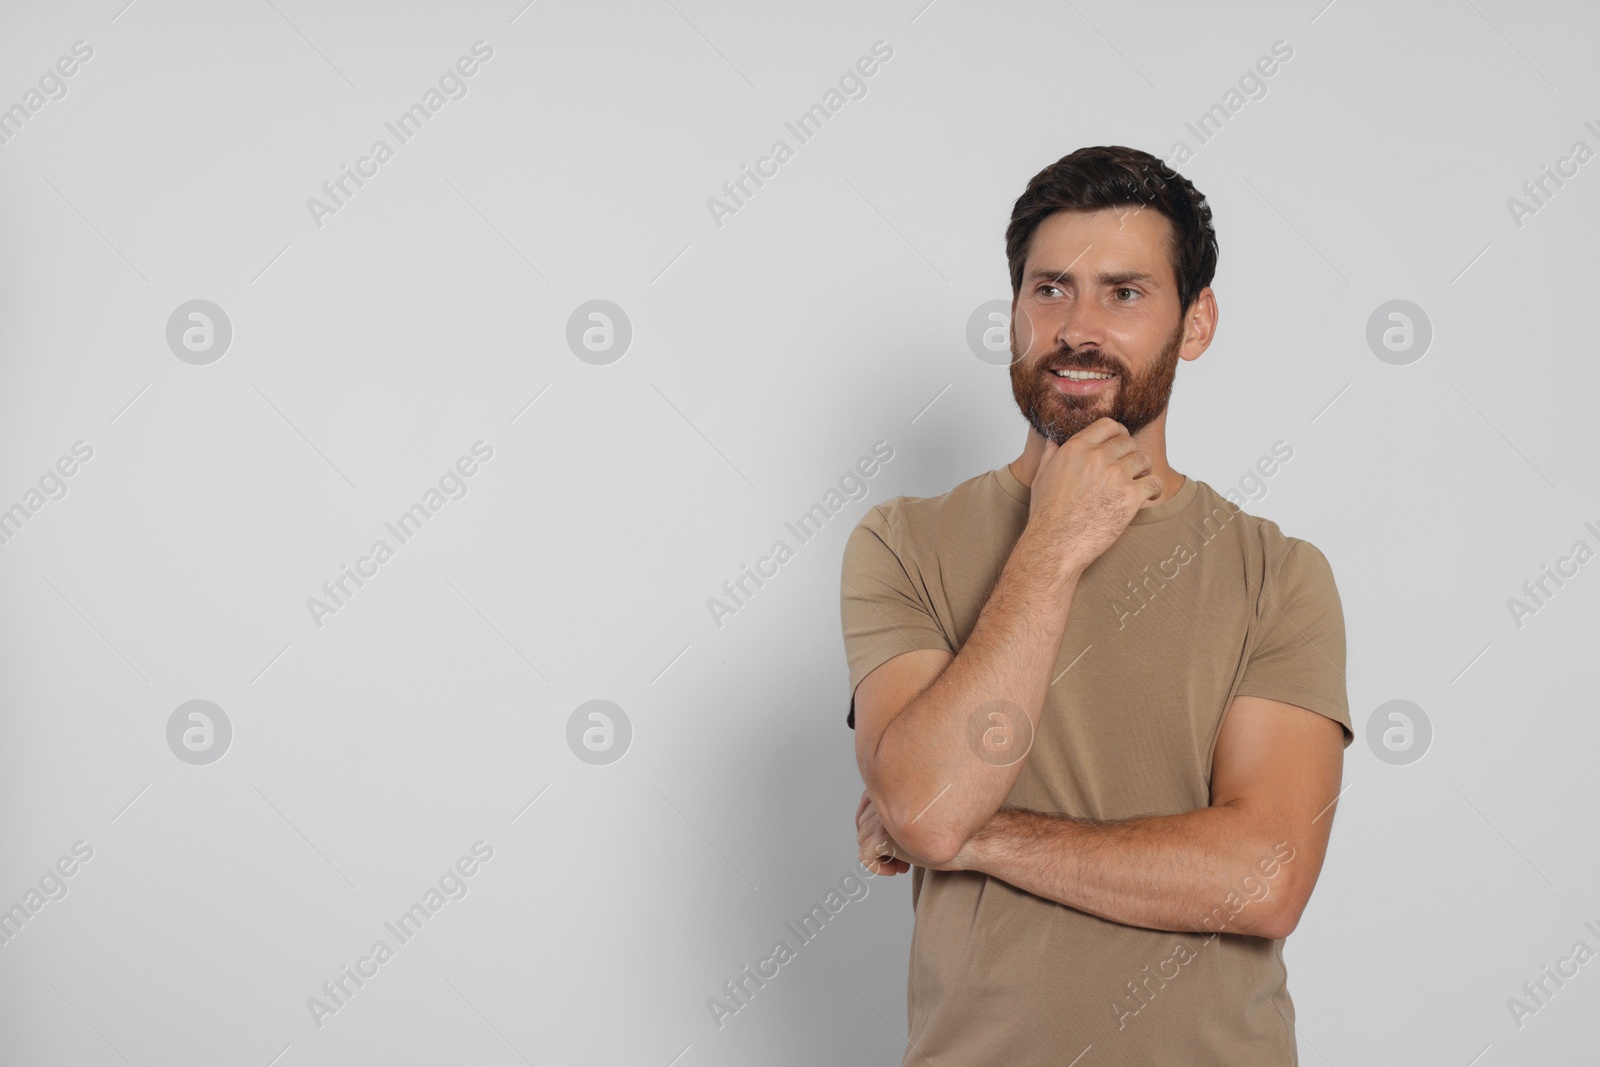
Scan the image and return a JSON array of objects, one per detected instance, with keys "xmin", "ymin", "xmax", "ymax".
[
  {"xmin": 961, "ymin": 806, "xmax": 1300, "ymax": 938},
  {"xmin": 869, "ymin": 528, "xmax": 1082, "ymax": 862}
]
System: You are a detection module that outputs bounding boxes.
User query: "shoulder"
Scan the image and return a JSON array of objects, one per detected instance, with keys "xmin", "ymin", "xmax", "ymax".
[
  {"xmin": 1192, "ymin": 479, "xmax": 1339, "ymax": 586},
  {"xmin": 854, "ymin": 466, "xmax": 1010, "ymax": 545}
]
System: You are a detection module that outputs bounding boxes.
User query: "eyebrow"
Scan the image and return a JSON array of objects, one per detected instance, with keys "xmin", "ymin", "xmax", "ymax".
[{"xmin": 1025, "ymin": 268, "xmax": 1160, "ymax": 289}]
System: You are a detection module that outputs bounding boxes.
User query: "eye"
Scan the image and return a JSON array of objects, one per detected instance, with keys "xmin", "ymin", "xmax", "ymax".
[
  {"xmin": 1036, "ymin": 283, "xmax": 1062, "ymax": 298},
  {"xmin": 1114, "ymin": 287, "xmax": 1139, "ymax": 301}
]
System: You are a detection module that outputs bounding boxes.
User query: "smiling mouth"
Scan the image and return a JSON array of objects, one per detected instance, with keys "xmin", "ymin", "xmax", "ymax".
[{"xmin": 1047, "ymin": 367, "xmax": 1118, "ymax": 397}]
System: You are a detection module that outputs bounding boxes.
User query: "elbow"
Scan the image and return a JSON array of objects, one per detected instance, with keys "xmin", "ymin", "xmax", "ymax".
[
  {"xmin": 903, "ymin": 827, "xmax": 963, "ymax": 868},
  {"xmin": 876, "ymin": 803, "xmax": 963, "ymax": 868},
  {"xmin": 1255, "ymin": 892, "xmax": 1310, "ymax": 940},
  {"xmin": 861, "ymin": 770, "xmax": 963, "ymax": 867},
  {"xmin": 1254, "ymin": 912, "xmax": 1297, "ymax": 941}
]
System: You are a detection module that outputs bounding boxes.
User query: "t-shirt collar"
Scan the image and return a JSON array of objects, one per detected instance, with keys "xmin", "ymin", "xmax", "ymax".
[{"xmin": 993, "ymin": 461, "xmax": 1197, "ymax": 525}]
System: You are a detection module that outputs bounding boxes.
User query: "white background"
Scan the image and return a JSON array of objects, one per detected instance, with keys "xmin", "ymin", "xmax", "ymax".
[{"xmin": 1, "ymin": 0, "xmax": 1597, "ymax": 1064}]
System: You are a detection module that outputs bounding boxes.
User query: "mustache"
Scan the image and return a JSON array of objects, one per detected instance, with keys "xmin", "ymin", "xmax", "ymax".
[{"xmin": 1042, "ymin": 349, "xmax": 1125, "ymax": 375}]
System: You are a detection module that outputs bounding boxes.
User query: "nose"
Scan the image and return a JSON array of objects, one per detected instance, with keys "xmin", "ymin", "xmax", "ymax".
[{"xmin": 1054, "ymin": 296, "xmax": 1108, "ymax": 356}]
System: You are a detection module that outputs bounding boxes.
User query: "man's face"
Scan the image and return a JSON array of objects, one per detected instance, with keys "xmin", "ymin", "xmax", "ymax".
[{"xmin": 1009, "ymin": 207, "xmax": 1188, "ymax": 444}]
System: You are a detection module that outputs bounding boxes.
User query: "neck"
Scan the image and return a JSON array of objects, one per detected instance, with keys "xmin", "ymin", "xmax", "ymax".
[{"xmin": 1008, "ymin": 413, "xmax": 1184, "ymax": 503}]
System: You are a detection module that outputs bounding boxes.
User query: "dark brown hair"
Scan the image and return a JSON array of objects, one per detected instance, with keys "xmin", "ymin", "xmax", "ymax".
[{"xmin": 1005, "ymin": 145, "xmax": 1218, "ymax": 315}]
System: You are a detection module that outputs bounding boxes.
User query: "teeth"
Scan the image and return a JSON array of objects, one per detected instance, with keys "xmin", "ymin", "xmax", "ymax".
[{"xmin": 1052, "ymin": 369, "xmax": 1113, "ymax": 380}]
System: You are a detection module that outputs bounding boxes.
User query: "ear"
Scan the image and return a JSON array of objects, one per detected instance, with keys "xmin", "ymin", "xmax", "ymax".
[{"xmin": 1179, "ymin": 287, "xmax": 1218, "ymax": 363}]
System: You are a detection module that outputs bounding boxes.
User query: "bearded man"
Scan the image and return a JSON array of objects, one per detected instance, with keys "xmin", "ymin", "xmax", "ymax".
[{"xmin": 840, "ymin": 144, "xmax": 1351, "ymax": 1066}]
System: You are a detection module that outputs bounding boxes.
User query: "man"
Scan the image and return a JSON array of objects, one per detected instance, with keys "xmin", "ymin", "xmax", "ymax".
[{"xmin": 838, "ymin": 145, "xmax": 1351, "ymax": 1065}]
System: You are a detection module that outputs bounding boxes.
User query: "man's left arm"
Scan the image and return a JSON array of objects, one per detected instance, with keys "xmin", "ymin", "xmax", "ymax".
[
  {"xmin": 861, "ymin": 696, "xmax": 1344, "ymax": 938},
  {"xmin": 942, "ymin": 695, "xmax": 1345, "ymax": 939},
  {"xmin": 857, "ymin": 537, "xmax": 1353, "ymax": 939}
]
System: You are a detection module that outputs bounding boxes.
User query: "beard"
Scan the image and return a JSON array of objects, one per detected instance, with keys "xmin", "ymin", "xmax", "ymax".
[{"xmin": 1008, "ymin": 314, "xmax": 1184, "ymax": 444}]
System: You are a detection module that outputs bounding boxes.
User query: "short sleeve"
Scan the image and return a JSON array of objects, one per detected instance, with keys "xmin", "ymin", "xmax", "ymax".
[
  {"xmin": 839, "ymin": 503, "xmax": 953, "ymax": 730},
  {"xmin": 1233, "ymin": 538, "xmax": 1353, "ymax": 747}
]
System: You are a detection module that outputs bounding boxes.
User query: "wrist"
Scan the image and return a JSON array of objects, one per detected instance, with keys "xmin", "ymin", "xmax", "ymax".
[
  {"xmin": 1019, "ymin": 527, "xmax": 1087, "ymax": 586},
  {"xmin": 954, "ymin": 809, "xmax": 1007, "ymax": 870}
]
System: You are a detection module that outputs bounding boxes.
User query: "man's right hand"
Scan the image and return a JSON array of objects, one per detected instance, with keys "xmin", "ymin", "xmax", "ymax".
[{"xmin": 1026, "ymin": 418, "xmax": 1164, "ymax": 574}]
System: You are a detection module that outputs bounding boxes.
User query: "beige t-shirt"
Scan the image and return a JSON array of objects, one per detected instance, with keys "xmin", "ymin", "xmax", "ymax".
[{"xmin": 839, "ymin": 462, "xmax": 1351, "ymax": 1066}]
